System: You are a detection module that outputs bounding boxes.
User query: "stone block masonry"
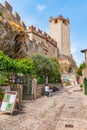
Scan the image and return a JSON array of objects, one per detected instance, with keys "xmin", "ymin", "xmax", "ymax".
[{"xmin": 49, "ymin": 15, "xmax": 71, "ymax": 57}]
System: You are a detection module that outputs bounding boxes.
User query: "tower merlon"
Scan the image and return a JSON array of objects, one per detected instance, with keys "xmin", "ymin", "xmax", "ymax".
[
  {"xmin": 21, "ymin": 21, "xmax": 26, "ymax": 30},
  {"xmin": 14, "ymin": 12, "xmax": 20, "ymax": 22},
  {"xmin": 28, "ymin": 25, "xmax": 36, "ymax": 32},
  {"xmin": 49, "ymin": 15, "xmax": 70, "ymax": 24},
  {"xmin": 37, "ymin": 29, "xmax": 42, "ymax": 34},
  {"xmin": 43, "ymin": 32, "xmax": 48, "ymax": 38},
  {"xmin": 4, "ymin": 1, "xmax": 12, "ymax": 13}
]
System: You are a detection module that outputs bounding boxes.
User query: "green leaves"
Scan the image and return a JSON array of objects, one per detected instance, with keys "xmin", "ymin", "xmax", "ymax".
[
  {"xmin": 0, "ymin": 51, "xmax": 18, "ymax": 73},
  {"xmin": 0, "ymin": 51, "xmax": 61, "ymax": 84},
  {"xmin": 32, "ymin": 54, "xmax": 61, "ymax": 83},
  {"xmin": 77, "ymin": 62, "xmax": 86, "ymax": 76},
  {"xmin": 16, "ymin": 58, "xmax": 34, "ymax": 74}
]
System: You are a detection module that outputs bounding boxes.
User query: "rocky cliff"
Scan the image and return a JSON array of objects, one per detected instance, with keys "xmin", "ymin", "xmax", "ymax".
[
  {"xmin": 0, "ymin": 17, "xmax": 29, "ymax": 58},
  {"xmin": 58, "ymin": 55, "xmax": 77, "ymax": 73}
]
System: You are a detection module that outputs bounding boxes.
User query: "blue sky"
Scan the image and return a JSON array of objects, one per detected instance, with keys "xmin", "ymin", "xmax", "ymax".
[{"xmin": 0, "ymin": 0, "xmax": 87, "ymax": 66}]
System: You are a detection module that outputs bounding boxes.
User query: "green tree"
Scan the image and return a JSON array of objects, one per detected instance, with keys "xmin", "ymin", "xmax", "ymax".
[
  {"xmin": 0, "ymin": 51, "xmax": 19, "ymax": 84},
  {"xmin": 0, "ymin": 51, "xmax": 18, "ymax": 73},
  {"xmin": 77, "ymin": 62, "xmax": 86, "ymax": 76},
  {"xmin": 49, "ymin": 58, "xmax": 61, "ymax": 83},
  {"xmin": 32, "ymin": 54, "xmax": 61, "ymax": 83},
  {"xmin": 16, "ymin": 57, "xmax": 34, "ymax": 74}
]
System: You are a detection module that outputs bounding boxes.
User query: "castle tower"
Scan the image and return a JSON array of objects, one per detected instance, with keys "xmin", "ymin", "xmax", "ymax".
[{"xmin": 49, "ymin": 15, "xmax": 71, "ymax": 57}]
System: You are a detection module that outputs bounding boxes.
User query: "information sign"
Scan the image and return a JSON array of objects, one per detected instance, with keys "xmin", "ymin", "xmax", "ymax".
[{"xmin": 0, "ymin": 91, "xmax": 17, "ymax": 113}]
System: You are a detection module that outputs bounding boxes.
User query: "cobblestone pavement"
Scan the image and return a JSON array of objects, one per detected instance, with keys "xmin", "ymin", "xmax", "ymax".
[{"xmin": 0, "ymin": 85, "xmax": 87, "ymax": 130}]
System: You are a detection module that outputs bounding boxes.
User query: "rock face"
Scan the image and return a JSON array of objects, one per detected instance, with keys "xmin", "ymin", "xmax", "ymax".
[
  {"xmin": 0, "ymin": 19, "xmax": 28, "ymax": 58},
  {"xmin": 58, "ymin": 55, "xmax": 77, "ymax": 73}
]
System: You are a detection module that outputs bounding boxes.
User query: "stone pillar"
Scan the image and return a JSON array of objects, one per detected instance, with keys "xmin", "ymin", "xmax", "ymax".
[
  {"xmin": 46, "ymin": 76, "xmax": 48, "ymax": 84},
  {"xmin": 32, "ymin": 78, "xmax": 37, "ymax": 99}
]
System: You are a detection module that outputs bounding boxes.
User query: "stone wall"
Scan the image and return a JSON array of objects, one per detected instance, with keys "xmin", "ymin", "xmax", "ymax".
[
  {"xmin": 27, "ymin": 26, "xmax": 58, "ymax": 59},
  {"xmin": 0, "ymin": 1, "xmax": 26, "ymax": 29},
  {"xmin": 36, "ymin": 83, "xmax": 63, "ymax": 98}
]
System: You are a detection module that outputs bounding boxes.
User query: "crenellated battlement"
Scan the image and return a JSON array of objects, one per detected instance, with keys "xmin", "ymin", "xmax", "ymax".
[
  {"xmin": 0, "ymin": 1, "xmax": 26, "ymax": 29},
  {"xmin": 49, "ymin": 15, "xmax": 70, "ymax": 25},
  {"xmin": 21, "ymin": 21, "xmax": 26, "ymax": 30},
  {"xmin": 4, "ymin": 1, "xmax": 12, "ymax": 13},
  {"xmin": 28, "ymin": 25, "xmax": 57, "ymax": 47},
  {"xmin": 14, "ymin": 12, "xmax": 20, "ymax": 22},
  {"xmin": 28, "ymin": 26, "xmax": 36, "ymax": 32}
]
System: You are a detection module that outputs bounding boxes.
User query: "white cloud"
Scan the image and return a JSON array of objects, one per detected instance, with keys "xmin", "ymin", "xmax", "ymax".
[{"xmin": 37, "ymin": 4, "xmax": 45, "ymax": 11}]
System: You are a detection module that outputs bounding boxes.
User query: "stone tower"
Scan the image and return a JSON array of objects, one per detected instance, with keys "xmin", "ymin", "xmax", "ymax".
[{"xmin": 49, "ymin": 15, "xmax": 71, "ymax": 57}]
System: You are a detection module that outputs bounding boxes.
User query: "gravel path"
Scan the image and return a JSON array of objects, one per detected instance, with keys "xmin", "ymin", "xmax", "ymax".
[{"xmin": 0, "ymin": 85, "xmax": 87, "ymax": 130}]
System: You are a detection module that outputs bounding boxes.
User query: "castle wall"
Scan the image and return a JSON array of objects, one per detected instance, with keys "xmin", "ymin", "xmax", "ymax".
[
  {"xmin": 28, "ymin": 32, "xmax": 58, "ymax": 59},
  {"xmin": 27, "ymin": 25, "xmax": 58, "ymax": 59},
  {"xmin": 49, "ymin": 16, "xmax": 71, "ymax": 57},
  {"xmin": 0, "ymin": 2, "xmax": 21, "ymax": 25}
]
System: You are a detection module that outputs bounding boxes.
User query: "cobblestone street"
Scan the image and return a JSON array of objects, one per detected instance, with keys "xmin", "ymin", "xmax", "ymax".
[{"xmin": 0, "ymin": 85, "xmax": 87, "ymax": 130}]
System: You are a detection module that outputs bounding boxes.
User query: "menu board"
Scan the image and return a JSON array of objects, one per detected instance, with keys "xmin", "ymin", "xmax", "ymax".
[{"xmin": 0, "ymin": 91, "xmax": 17, "ymax": 113}]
